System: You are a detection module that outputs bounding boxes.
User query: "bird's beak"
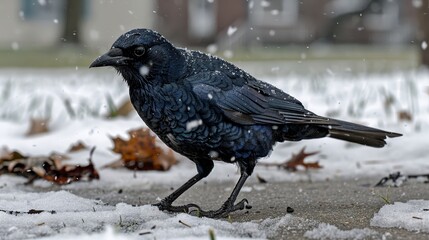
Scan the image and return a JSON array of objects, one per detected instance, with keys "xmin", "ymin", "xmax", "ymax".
[{"xmin": 89, "ymin": 48, "xmax": 132, "ymax": 68}]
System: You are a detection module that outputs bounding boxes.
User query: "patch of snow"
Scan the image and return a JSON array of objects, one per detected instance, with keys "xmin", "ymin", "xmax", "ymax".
[
  {"xmin": 38, "ymin": 226, "xmax": 135, "ymax": 240},
  {"xmin": 370, "ymin": 200, "xmax": 429, "ymax": 232},
  {"xmin": 0, "ymin": 191, "xmax": 296, "ymax": 240},
  {"xmin": 0, "ymin": 191, "xmax": 109, "ymax": 213},
  {"xmin": 304, "ymin": 223, "xmax": 377, "ymax": 240}
]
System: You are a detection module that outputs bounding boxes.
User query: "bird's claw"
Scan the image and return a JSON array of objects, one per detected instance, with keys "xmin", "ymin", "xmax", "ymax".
[
  {"xmin": 152, "ymin": 198, "xmax": 250, "ymax": 218},
  {"xmin": 189, "ymin": 198, "xmax": 249, "ymax": 218},
  {"xmin": 152, "ymin": 201, "xmax": 191, "ymax": 213}
]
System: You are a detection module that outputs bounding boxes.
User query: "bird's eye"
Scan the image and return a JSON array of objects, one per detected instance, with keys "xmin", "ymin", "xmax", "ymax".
[{"xmin": 133, "ymin": 47, "xmax": 145, "ymax": 57}]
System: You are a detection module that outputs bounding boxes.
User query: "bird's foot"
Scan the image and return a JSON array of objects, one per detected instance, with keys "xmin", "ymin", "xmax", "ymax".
[
  {"xmin": 152, "ymin": 201, "xmax": 194, "ymax": 213},
  {"xmin": 189, "ymin": 198, "xmax": 250, "ymax": 218},
  {"xmin": 153, "ymin": 198, "xmax": 250, "ymax": 218}
]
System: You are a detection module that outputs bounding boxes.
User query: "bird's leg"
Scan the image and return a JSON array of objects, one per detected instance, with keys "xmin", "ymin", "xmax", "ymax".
[
  {"xmin": 153, "ymin": 173, "xmax": 204, "ymax": 213},
  {"xmin": 153, "ymin": 161, "xmax": 213, "ymax": 213},
  {"xmin": 190, "ymin": 171, "xmax": 251, "ymax": 218}
]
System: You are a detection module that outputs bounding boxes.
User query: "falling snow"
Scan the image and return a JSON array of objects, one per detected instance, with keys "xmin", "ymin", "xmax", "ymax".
[
  {"xmin": 186, "ymin": 119, "xmax": 203, "ymax": 131},
  {"xmin": 270, "ymin": 10, "xmax": 279, "ymax": 15},
  {"xmin": 37, "ymin": 0, "xmax": 46, "ymax": 6},
  {"xmin": 206, "ymin": 44, "xmax": 218, "ymax": 54},
  {"xmin": 422, "ymin": 41, "xmax": 428, "ymax": 50},
  {"xmin": 261, "ymin": 0, "xmax": 270, "ymax": 7},
  {"xmin": 223, "ymin": 50, "xmax": 234, "ymax": 59},
  {"xmin": 412, "ymin": 0, "xmax": 423, "ymax": 8},
  {"xmin": 18, "ymin": 11, "xmax": 24, "ymax": 20},
  {"xmin": 11, "ymin": 42, "xmax": 19, "ymax": 51},
  {"xmin": 139, "ymin": 66, "xmax": 150, "ymax": 76},
  {"xmin": 227, "ymin": 26, "xmax": 238, "ymax": 36}
]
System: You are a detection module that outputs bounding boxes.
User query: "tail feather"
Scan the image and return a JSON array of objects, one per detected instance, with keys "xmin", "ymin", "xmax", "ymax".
[{"xmin": 323, "ymin": 119, "xmax": 402, "ymax": 148}]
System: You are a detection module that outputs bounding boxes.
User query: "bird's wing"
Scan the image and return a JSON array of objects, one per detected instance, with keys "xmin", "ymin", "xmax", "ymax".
[{"xmin": 189, "ymin": 71, "xmax": 333, "ymax": 125}]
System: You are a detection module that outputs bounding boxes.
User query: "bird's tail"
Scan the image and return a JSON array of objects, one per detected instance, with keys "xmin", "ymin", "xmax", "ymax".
[{"xmin": 323, "ymin": 119, "xmax": 402, "ymax": 148}]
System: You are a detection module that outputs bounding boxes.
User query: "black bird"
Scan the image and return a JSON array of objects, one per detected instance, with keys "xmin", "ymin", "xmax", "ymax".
[{"xmin": 90, "ymin": 29, "xmax": 401, "ymax": 218}]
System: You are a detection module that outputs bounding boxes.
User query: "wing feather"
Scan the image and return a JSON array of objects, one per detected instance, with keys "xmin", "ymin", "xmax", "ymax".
[{"xmin": 190, "ymin": 71, "xmax": 333, "ymax": 125}]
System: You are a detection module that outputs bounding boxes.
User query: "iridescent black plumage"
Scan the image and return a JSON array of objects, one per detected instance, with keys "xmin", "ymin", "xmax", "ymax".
[{"xmin": 90, "ymin": 29, "xmax": 401, "ymax": 217}]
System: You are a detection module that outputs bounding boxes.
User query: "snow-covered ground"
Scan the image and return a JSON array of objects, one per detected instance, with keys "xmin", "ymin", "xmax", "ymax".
[
  {"xmin": 371, "ymin": 200, "xmax": 429, "ymax": 233},
  {"xmin": 0, "ymin": 68, "xmax": 428, "ymax": 239}
]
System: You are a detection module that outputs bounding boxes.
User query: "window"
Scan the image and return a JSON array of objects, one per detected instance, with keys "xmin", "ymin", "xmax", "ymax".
[
  {"xmin": 250, "ymin": 0, "xmax": 299, "ymax": 27},
  {"xmin": 188, "ymin": 0, "xmax": 217, "ymax": 39},
  {"xmin": 21, "ymin": 0, "xmax": 89, "ymax": 21},
  {"xmin": 21, "ymin": 0, "xmax": 65, "ymax": 21}
]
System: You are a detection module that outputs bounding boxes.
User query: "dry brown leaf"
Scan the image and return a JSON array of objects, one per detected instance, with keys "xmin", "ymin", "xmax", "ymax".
[
  {"xmin": 0, "ymin": 147, "xmax": 99, "ymax": 185},
  {"xmin": 398, "ymin": 110, "xmax": 412, "ymax": 122},
  {"xmin": 256, "ymin": 174, "xmax": 267, "ymax": 183},
  {"xmin": 0, "ymin": 147, "xmax": 27, "ymax": 162},
  {"xmin": 32, "ymin": 147, "xmax": 99, "ymax": 185},
  {"xmin": 284, "ymin": 147, "xmax": 321, "ymax": 171},
  {"xmin": 116, "ymin": 99, "xmax": 134, "ymax": 117},
  {"xmin": 106, "ymin": 99, "xmax": 134, "ymax": 118},
  {"xmin": 68, "ymin": 141, "xmax": 88, "ymax": 152},
  {"xmin": 108, "ymin": 128, "xmax": 177, "ymax": 171},
  {"xmin": 26, "ymin": 118, "xmax": 50, "ymax": 136},
  {"xmin": 259, "ymin": 147, "xmax": 321, "ymax": 172}
]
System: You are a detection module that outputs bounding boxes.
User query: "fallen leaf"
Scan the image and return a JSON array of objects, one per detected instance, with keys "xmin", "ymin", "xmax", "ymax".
[
  {"xmin": 398, "ymin": 110, "xmax": 412, "ymax": 122},
  {"xmin": 259, "ymin": 147, "xmax": 321, "ymax": 172},
  {"xmin": 0, "ymin": 147, "xmax": 99, "ymax": 185},
  {"xmin": 106, "ymin": 99, "xmax": 134, "ymax": 118},
  {"xmin": 68, "ymin": 141, "xmax": 88, "ymax": 152},
  {"xmin": 256, "ymin": 174, "xmax": 267, "ymax": 183},
  {"xmin": 105, "ymin": 95, "xmax": 134, "ymax": 119},
  {"xmin": 0, "ymin": 147, "xmax": 27, "ymax": 161},
  {"xmin": 37, "ymin": 147, "xmax": 99, "ymax": 185},
  {"xmin": 285, "ymin": 147, "xmax": 321, "ymax": 171},
  {"xmin": 26, "ymin": 118, "xmax": 50, "ymax": 136},
  {"xmin": 108, "ymin": 128, "xmax": 177, "ymax": 171}
]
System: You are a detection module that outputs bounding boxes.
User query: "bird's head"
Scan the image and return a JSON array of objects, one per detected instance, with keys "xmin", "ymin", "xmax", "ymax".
[{"xmin": 90, "ymin": 29, "xmax": 180, "ymax": 87}]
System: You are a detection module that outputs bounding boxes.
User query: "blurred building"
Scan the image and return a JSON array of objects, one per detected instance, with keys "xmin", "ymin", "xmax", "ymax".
[
  {"xmin": 0, "ymin": 0, "xmax": 420, "ymax": 51},
  {"xmin": 157, "ymin": 0, "xmax": 419, "ymax": 47},
  {"xmin": 0, "ymin": 0, "xmax": 155, "ymax": 50}
]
